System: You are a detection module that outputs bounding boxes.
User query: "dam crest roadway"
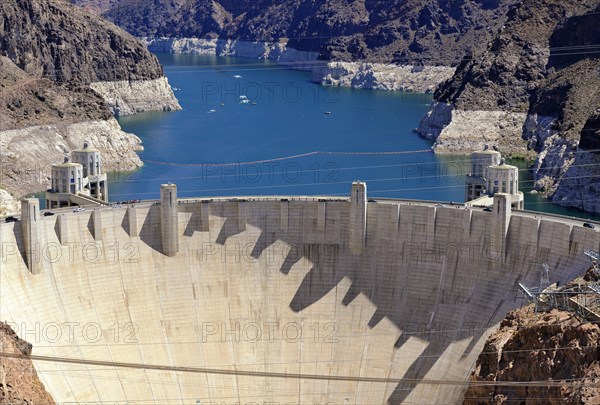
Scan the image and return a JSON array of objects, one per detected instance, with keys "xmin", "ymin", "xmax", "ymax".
[{"xmin": 1, "ymin": 182, "xmax": 598, "ymax": 404}]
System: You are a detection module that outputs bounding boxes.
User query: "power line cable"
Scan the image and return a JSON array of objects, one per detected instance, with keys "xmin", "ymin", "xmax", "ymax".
[
  {"xmin": 107, "ymin": 171, "xmax": 600, "ymax": 198},
  {"xmin": 132, "ymin": 146, "xmax": 600, "ymax": 168},
  {"xmin": 116, "ymin": 158, "xmax": 600, "ymax": 185},
  {"xmin": 24, "ymin": 325, "xmax": 600, "ymax": 363},
  {"xmin": 2, "ymin": 350, "xmax": 597, "ymax": 388},
  {"xmin": 139, "ymin": 149, "xmax": 435, "ymax": 167}
]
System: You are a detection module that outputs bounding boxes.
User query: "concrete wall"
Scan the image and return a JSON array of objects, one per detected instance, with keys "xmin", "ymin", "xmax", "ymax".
[{"xmin": 0, "ymin": 196, "xmax": 597, "ymax": 404}]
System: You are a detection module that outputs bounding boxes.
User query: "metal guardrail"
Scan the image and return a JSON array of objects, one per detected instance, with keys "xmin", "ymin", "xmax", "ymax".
[
  {"xmin": 365, "ymin": 197, "xmax": 463, "ymax": 206},
  {"xmin": 568, "ymin": 293, "xmax": 600, "ymax": 322},
  {"xmin": 512, "ymin": 208, "xmax": 600, "ymax": 226},
  {"xmin": 177, "ymin": 196, "xmax": 350, "ymax": 203},
  {"xmin": 2, "ymin": 196, "xmax": 599, "ymax": 229}
]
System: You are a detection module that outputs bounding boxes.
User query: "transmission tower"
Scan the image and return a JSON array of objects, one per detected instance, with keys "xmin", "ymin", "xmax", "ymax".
[{"xmin": 584, "ymin": 250, "xmax": 600, "ymax": 278}]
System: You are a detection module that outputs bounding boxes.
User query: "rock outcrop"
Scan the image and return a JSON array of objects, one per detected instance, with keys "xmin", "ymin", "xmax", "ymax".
[
  {"xmin": 0, "ymin": 322, "xmax": 56, "ymax": 405},
  {"xmin": 417, "ymin": 0, "xmax": 598, "ymax": 149},
  {"xmin": 550, "ymin": 109, "xmax": 600, "ymax": 214},
  {"xmin": 464, "ymin": 305, "xmax": 600, "ymax": 404},
  {"xmin": 0, "ymin": 57, "xmax": 112, "ymax": 131},
  {"xmin": 90, "ymin": 77, "xmax": 181, "ymax": 116},
  {"xmin": 1, "ymin": 0, "xmax": 162, "ymax": 83},
  {"xmin": 0, "ymin": 0, "xmax": 180, "ymax": 114},
  {"xmin": 418, "ymin": 102, "xmax": 530, "ymax": 154},
  {"xmin": 521, "ymin": 57, "xmax": 600, "ymax": 206},
  {"xmin": 0, "ymin": 190, "xmax": 20, "ymax": 217},
  {"xmin": 312, "ymin": 61, "xmax": 455, "ymax": 93}
]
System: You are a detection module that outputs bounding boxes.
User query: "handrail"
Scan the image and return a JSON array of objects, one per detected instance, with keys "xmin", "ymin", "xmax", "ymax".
[
  {"xmin": 512, "ymin": 208, "xmax": 600, "ymax": 226},
  {"xmin": 177, "ymin": 195, "xmax": 350, "ymax": 203},
  {"xmin": 74, "ymin": 193, "xmax": 109, "ymax": 206},
  {"xmin": 3, "ymin": 195, "xmax": 599, "ymax": 228}
]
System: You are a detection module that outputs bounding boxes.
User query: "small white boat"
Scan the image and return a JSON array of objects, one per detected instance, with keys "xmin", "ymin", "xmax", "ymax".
[
  {"xmin": 239, "ymin": 99, "xmax": 250, "ymax": 104},
  {"xmin": 324, "ymin": 111, "xmax": 333, "ymax": 115},
  {"xmin": 208, "ymin": 109, "xmax": 217, "ymax": 113},
  {"xmin": 239, "ymin": 95, "xmax": 248, "ymax": 100},
  {"xmin": 233, "ymin": 75, "xmax": 243, "ymax": 79}
]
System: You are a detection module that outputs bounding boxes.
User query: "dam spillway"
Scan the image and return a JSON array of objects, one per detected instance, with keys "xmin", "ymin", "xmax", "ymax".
[{"xmin": 0, "ymin": 183, "xmax": 598, "ymax": 404}]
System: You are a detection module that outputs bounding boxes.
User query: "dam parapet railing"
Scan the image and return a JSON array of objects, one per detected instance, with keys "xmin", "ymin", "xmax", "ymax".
[
  {"xmin": 3, "ymin": 182, "xmax": 600, "ymax": 277},
  {"xmin": 10, "ymin": 193, "xmax": 599, "ymax": 226}
]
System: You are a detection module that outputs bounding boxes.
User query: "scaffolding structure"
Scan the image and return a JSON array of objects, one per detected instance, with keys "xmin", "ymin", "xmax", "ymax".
[
  {"xmin": 518, "ymin": 260, "xmax": 600, "ymax": 321},
  {"xmin": 585, "ymin": 249, "xmax": 600, "ymax": 279}
]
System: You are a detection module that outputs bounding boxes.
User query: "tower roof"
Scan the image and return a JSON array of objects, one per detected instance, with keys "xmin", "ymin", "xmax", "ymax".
[
  {"xmin": 73, "ymin": 145, "xmax": 99, "ymax": 153},
  {"xmin": 472, "ymin": 149, "xmax": 501, "ymax": 156},
  {"xmin": 53, "ymin": 162, "xmax": 82, "ymax": 169},
  {"xmin": 73, "ymin": 141, "xmax": 99, "ymax": 153},
  {"xmin": 488, "ymin": 163, "xmax": 518, "ymax": 170}
]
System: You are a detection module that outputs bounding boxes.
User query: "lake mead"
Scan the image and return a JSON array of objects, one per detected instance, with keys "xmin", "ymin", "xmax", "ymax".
[
  {"xmin": 111, "ymin": 54, "xmax": 464, "ymax": 201},
  {"xmin": 110, "ymin": 53, "xmax": 598, "ymax": 220}
]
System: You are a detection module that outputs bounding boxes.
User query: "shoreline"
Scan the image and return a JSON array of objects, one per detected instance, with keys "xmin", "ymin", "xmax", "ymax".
[
  {"xmin": 91, "ymin": 77, "xmax": 182, "ymax": 116},
  {"xmin": 415, "ymin": 102, "xmax": 600, "ymax": 216},
  {"xmin": 144, "ymin": 37, "xmax": 456, "ymax": 93}
]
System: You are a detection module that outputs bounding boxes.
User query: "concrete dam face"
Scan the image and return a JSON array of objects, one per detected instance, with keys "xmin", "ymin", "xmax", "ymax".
[{"xmin": 1, "ymin": 183, "xmax": 598, "ymax": 404}]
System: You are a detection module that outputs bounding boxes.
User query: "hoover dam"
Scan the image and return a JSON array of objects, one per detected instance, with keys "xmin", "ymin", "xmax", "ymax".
[{"xmin": 1, "ymin": 182, "xmax": 598, "ymax": 404}]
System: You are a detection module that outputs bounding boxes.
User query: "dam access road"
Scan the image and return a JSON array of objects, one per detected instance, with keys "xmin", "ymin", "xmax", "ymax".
[{"xmin": 1, "ymin": 182, "xmax": 598, "ymax": 404}]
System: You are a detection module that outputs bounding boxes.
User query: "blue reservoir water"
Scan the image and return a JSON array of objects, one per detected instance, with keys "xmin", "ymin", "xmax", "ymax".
[
  {"xmin": 110, "ymin": 53, "xmax": 466, "ymax": 201},
  {"xmin": 109, "ymin": 53, "xmax": 599, "ymax": 221}
]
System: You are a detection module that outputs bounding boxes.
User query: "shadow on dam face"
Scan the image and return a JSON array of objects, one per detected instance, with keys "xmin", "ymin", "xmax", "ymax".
[{"xmin": 1, "ymin": 193, "xmax": 599, "ymax": 404}]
